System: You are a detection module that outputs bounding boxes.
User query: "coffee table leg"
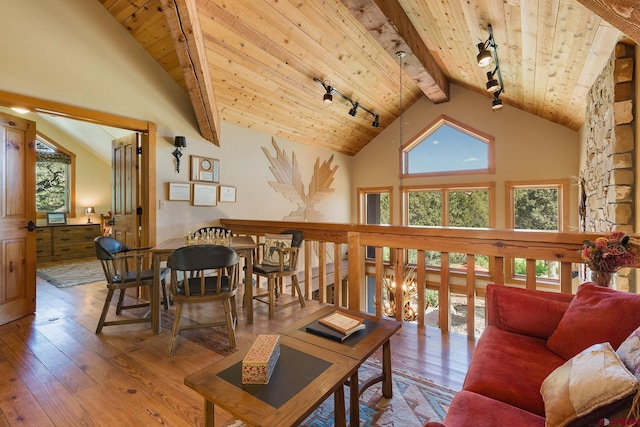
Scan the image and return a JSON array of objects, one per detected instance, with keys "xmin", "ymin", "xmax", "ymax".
[
  {"xmin": 349, "ymin": 370, "xmax": 359, "ymax": 427},
  {"xmin": 204, "ymin": 399, "xmax": 215, "ymax": 427},
  {"xmin": 334, "ymin": 383, "xmax": 346, "ymax": 427},
  {"xmin": 382, "ymin": 339, "xmax": 392, "ymax": 398}
]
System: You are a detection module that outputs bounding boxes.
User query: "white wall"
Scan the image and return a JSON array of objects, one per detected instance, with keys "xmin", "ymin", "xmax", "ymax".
[
  {"xmin": 353, "ymin": 84, "xmax": 580, "ymax": 229},
  {"xmin": 0, "ymin": 0, "xmax": 352, "ymax": 242}
]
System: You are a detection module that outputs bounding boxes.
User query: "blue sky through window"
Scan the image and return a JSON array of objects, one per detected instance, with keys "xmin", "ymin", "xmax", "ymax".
[{"xmin": 407, "ymin": 123, "xmax": 488, "ymax": 174}]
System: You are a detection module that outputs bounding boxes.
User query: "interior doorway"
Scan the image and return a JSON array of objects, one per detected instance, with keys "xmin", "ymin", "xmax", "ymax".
[{"xmin": 0, "ymin": 90, "xmax": 158, "ymax": 251}]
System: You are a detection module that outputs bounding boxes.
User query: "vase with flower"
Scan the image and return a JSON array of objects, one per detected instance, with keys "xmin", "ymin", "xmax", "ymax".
[{"xmin": 579, "ymin": 231, "xmax": 640, "ymax": 287}]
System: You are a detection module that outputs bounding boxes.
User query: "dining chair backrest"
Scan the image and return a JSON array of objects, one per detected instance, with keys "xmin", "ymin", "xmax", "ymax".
[
  {"xmin": 167, "ymin": 244, "xmax": 239, "ymax": 271},
  {"xmin": 95, "ymin": 236, "xmax": 131, "ymax": 260}
]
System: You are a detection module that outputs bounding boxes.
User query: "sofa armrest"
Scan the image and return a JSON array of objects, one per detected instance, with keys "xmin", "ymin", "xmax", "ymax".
[{"xmin": 486, "ymin": 284, "xmax": 574, "ymax": 340}]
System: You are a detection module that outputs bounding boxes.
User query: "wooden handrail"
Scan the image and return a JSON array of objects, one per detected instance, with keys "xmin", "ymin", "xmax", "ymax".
[{"xmin": 222, "ymin": 219, "xmax": 604, "ymax": 338}]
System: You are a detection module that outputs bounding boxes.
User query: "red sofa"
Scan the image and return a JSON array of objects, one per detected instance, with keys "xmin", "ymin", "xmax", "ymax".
[{"xmin": 426, "ymin": 283, "xmax": 640, "ymax": 427}]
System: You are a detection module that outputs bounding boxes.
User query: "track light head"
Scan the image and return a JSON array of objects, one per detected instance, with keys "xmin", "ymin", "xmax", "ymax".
[
  {"xmin": 492, "ymin": 91, "xmax": 503, "ymax": 110},
  {"xmin": 476, "ymin": 42, "xmax": 493, "ymax": 67},
  {"xmin": 486, "ymin": 71, "xmax": 500, "ymax": 92},
  {"xmin": 372, "ymin": 114, "xmax": 380, "ymax": 128},
  {"xmin": 348, "ymin": 102, "xmax": 358, "ymax": 117},
  {"xmin": 323, "ymin": 91, "xmax": 333, "ymax": 104}
]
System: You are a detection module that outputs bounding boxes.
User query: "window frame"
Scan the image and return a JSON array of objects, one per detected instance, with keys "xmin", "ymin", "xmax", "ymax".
[
  {"xmin": 35, "ymin": 132, "xmax": 76, "ymax": 219},
  {"xmin": 505, "ymin": 179, "xmax": 570, "ymax": 287},
  {"xmin": 401, "ymin": 182, "xmax": 496, "ymax": 275},
  {"xmin": 357, "ymin": 186, "xmax": 393, "ymax": 225},
  {"xmin": 400, "ymin": 115, "xmax": 495, "ymax": 178}
]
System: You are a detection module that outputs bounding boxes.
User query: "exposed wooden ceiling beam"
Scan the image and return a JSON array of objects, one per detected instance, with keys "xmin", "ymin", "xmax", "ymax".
[
  {"xmin": 577, "ymin": 0, "xmax": 640, "ymax": 45},
  {"xmin": 161, "ymin": 0, "xmax": 220, "ymax": 145},
  {"xmin": 341, "ymin": 0, "xmax": 449, "ymax": 104}
]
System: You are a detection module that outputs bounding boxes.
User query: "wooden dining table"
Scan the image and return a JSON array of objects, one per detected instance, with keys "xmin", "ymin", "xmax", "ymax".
[{"xmin": 149, "ymin": 235, "xmax": 258, "ymax": 333}]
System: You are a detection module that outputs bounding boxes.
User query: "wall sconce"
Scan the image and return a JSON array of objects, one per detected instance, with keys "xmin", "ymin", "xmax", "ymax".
[
  {"xmin": 313, "ymin": 78, "xmax": 380, "ymax": 127},
  {"xmin": 84, "ymin": 207, "xmax": 95, "ymax": 223},
  {"xmin": 476, "ymin": 24, "xmax": 505, "ymax": 110},
  {"xmin": 172, "ymin": 136, "xmax": 186, "ymax": 173}
]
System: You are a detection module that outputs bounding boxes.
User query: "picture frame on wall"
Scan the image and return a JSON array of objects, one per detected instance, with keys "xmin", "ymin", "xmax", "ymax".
[
  {"xmin": 190, "ymin": 155, "xmax": 220, "ymax": 183},
  {"xmin": 219, "ymin": 185, "xmax": 237, "ymax": 203},
  {"xmin": 168, "ymin": 182, "xmax": 191, "ymax": 201},
  {"xmin": 193, "ymin": 184, "xmax": 217, "ymax": 206},
  {"xmin": 46, "ymin": 212, "xmax": 67, "ymax": 225}
]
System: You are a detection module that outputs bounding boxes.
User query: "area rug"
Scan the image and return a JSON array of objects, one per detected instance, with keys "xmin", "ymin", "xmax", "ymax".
[
  {"xmin": 224, "ymin": 360, "xmax": 456, "ymax": 426},
  {"xmin": 36, "ymin": 260, "xmax": 105, "ymax": 288}
]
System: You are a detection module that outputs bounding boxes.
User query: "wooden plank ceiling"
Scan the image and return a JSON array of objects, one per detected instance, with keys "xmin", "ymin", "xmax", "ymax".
[{"xmin": 98, "ymin": 0, "xmax": 635, "ymax": 156}]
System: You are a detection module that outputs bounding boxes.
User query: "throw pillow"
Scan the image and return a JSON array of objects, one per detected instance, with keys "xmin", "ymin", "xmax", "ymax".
[
  {"xmin": 617, "ymin": 325, "xmax": 640, "ymax": 379},
  {"xmin": 541, "ymin": 342, "xmax": 638, "ymax": 427},
  {"xmin": 262, "ymin": 234, "xmax": 293, "ymax": 266},
  {"xmin": 546, "ymin": 283, "xmax": 640, "ymax": 360},
  {"xmin": 492, "ymin": 288, "xmax": 570, "ymax": 339}
]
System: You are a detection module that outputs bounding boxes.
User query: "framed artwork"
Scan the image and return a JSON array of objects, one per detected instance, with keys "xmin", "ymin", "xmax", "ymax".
[
  {"xmin": 191, "ymin": 155, "xmax": 219, "ymax": 183},
  {"xmin": 219, "ymin": 185, "xmax": 237, "ymax": 203},
  {"xmin": 193, "ymin": 184, "xmax": 217, "ymax": 206},
  {"xmin": 46, "ymin": 212, "xmax": 67, "ymax": 225},
  {"xmin": 168, "ymin": 182, "xmax": 191, "ymax": 201}
]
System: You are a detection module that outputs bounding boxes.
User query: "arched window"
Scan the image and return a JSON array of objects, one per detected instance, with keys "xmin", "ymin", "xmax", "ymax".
[{"xmin": 401, "ymin": 115, "xmax": 494, "ymax": 177}]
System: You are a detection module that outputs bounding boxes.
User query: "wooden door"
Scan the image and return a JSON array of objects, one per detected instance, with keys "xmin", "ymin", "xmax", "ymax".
[
  {"xmin": 112, "ymin": 133, "xmax": 140, "ymax": 248},
  {"xmin": 0, "ymin": 112, "xmax": 36, "ymax": 325}
]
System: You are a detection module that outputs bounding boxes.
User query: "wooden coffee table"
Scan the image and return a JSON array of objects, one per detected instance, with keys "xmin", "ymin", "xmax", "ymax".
[
  {"xmin": 184, "ymin": 335, "xmax": 359, "ymax": 426},
  {"xmin": 278, "ymin": 307, "xmax": 402, "ymax": 426}
]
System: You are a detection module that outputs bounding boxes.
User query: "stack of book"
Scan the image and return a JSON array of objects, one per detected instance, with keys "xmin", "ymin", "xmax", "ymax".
[{"xmin": 306, "ymin": 311, "xmax": 366, "ymax": 342}]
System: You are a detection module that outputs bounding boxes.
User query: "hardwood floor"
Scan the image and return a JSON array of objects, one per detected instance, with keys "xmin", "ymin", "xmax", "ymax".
[{"xmin": 0, "ymin": 277, "xmax": 475, "ymax": 426}]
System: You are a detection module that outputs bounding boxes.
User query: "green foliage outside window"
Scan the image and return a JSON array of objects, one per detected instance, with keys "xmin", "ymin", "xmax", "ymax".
[
  {"xmin": 514, "ymin": 188, "xmax": 558, "ymax": 230},
  {"xmin": 35, "ymin": 138, "xmax": 70, "ymax": 213}
]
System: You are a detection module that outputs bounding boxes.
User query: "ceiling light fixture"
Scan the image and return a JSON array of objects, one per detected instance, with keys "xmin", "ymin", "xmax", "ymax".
[
  {"xmin": 313, "ymin": 78, "xmax": 379, "ymax": 127},
  {"xmin": 476, "ymin": 24, "xmax": 505, "ymax": 110}
]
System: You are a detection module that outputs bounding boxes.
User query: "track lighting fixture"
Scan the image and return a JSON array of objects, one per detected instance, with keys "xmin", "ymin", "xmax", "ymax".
[
  {"xmin": 313, "ymin": 77, "xmax": 379, "ymax": 127},
  {"xmin": 486, "ymin": 70, "xmax": 500, "ymax": 92},
  {"xmin": 476, "ymin": 24, "xmax": 505, "ymax": 110},
  {"xmin": 476, "ymin": 43, "xmax": 493, "ymax": 67},
  {"xmin": 348, "ymin": 101, "xmax": 359, "ymax": 117},
  {"xmin": 492, "ymin": 90, "xmax": 504, "ymax": 110}
]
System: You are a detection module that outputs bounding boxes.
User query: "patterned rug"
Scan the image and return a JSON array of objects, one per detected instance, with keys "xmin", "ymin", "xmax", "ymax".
[
  {"xmin": 223, "ymin": 359, "xmax": 456, "ymax": 426},
  {"xmin": 37, "ymin": 260, "xmax": 106, "ymax": 288}
]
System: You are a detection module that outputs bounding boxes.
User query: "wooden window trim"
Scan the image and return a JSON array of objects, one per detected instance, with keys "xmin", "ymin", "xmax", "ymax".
[
  {"xmin": 504, "ymin": 179, "xmax": 570, "ymax": 286},
  {"xmin": 400, "ymin": 115, "xmax": 495, "ymax": 178},
  {"xmin": 356, "ymin": 186, "xmax": 393, "ymax": 225}
]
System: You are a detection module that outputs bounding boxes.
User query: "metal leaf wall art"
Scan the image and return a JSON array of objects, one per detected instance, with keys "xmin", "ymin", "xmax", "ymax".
[{"xmin": 262, "ymin": 139, "xmax": 338, "ymax": 221}]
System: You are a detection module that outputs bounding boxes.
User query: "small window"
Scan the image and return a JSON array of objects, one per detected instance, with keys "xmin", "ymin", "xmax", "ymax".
[
  {"xmin": 401, "ymin": 115, "xmax": 494, "ymax": 177},
  {"xmin": 506, "ymin": 180, "xmax": 569, "ymax": 282},
  {"xmin": 358, "ymin": 187, "xmax": 392, "ymax": 261},
  {"xmin": 36, "ymin": 133, "xmax": 75, "ymax": 217}
]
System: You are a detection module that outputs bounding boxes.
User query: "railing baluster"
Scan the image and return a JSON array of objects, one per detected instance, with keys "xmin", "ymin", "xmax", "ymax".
[
  {"xmin": 318, "ymin": 241, "xmax": 326, "ymax": 303},
  {"xmin": 466, "ymin": 254, "xmax": 476, "ymax": 339},
  {"xmin": 440, "ymin": 252, "xmax": 450, "ymax": 333},
  {"xmin": 417, "ymin": 249, "xmax": 425, "ymax": 326},
  {"xmin": 375, "ymin": 247, "xmax": 383, "ymax": 317},
  {"xmin": 333, "ymin": 243, "xmax": 342, "ymax": 307}
]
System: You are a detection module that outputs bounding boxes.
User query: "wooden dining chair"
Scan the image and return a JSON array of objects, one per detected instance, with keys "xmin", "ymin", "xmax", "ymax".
[
  {"xmin": 166, "ymin": 244, "xmax": 240, "ymax": 356},
  {"xmin": 252, "ymin": 230, "xmax": 306, "ymax": 319},
  {"xmin": 94, "ymin": 236, "xmax": 169, "ymax": 334}
]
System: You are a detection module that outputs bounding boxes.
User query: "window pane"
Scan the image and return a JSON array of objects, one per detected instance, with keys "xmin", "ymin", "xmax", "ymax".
[
  {"xmin": 364, "ymin": 191, "xmax": 390, "ymax": 260},
  {"xmin": 407, "ymin": 123, "xmax": 489, "ymax": 174},
  {"xmin": 514, "ymin": 258, "xmax": 560, "ymax": 279},
  {"xmin": 408, "ymin": 191, "xmax": 442, "ymax": 226},
  {"xmin": 514, "ymin": 188, "xmax": 558, "ymax": 230},
  {"xmin": 448, "ymin": 190, "xmax": 489, "ymax": 228},
  {"xmin": 36, "ymin": 161, "xmax": 68, "ymax": 212}
]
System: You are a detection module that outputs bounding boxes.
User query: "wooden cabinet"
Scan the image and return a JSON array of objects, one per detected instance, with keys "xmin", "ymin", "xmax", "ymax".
[{"xmin": 36, "ymin": 224, "xmax": 101, "ymax": 263}]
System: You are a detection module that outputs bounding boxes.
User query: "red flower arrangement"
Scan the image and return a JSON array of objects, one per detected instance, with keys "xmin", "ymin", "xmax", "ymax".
[{"xmin": 580, "ymin": 231, "xmax": 640, "ymax": 273}]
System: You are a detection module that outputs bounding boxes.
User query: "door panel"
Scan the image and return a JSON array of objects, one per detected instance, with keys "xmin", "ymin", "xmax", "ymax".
[
  {"xmin": 0, "ymin": 112, "xmax": 36, "ymax": 325},
  {"xmin": 112, "ymin": 133, "xmax": 140, "ymax": 249}
]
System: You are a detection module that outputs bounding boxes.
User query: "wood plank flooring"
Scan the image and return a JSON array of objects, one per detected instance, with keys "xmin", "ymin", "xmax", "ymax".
[{"xmin": 0, "ymin": 276, "xmax": 475, "ymax": 426}]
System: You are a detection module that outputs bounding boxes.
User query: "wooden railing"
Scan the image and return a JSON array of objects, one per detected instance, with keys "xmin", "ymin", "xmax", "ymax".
[{"xmin": 221, "ymin": 219, "xmax": 601, "ymax": 338}]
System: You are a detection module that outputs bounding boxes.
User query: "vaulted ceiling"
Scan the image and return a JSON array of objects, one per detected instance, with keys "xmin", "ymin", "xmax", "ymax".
[{"xmin": 99, "ymin": 0, "xmax": 640, "ymax": 156}]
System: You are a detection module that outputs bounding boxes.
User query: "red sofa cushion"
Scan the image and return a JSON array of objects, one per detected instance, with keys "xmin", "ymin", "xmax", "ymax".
[
  {"xmin": 546, "ymin": 283, "xmax": 640, "ymax": 360},
  {"xmin": 487, "ymin": 285, "xmax": 571, "ymax": 339},
  {"xmin": 462, "ymin": 326, "xmax": 566, "ymax": 416},
  {"xmin": 442, "ymin": 391, "xmax": 545, "ymax": 427}
]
